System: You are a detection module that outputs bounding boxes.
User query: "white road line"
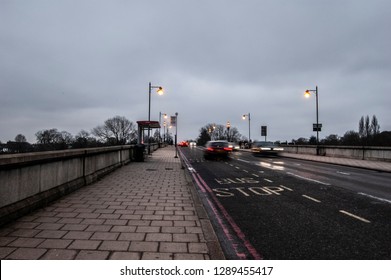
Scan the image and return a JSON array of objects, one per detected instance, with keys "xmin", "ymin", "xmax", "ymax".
[
  {"xmin": 287, "ymin": 172, "xmax": 331, "ymax": 186},
  {"xmin": 235, "ymin": 166, "xmax": 240, "ymax": 169},
  {"xmin": 358, "ymin": 192, "xmax": 391, "ymax": 204},
  {"xmin": 280, "ymin": 185, "xmax": 293, "ymax": 191},
  {"xmin": 339, "ymin": 210, "xmax": 371, "ymax": 223},
  {"xmin": 264, "ymin": 178, "xmax": 273, "ymax": 183},
  {"xmin": 302, "ymin": 195, "xmax": 321, "ymax": 203},
  {"xmin": 337, "ymin": 171, "xmax": 350, "ymax": 176},
  {"xmin": 252, "ymin": 174, "xmax": 259, "ymax": 177},
  {"xmin": 243, "ymin": 170, "xmax": 249, "ymax": 173},
  {"xmin": 237, "ymin": 159, "xmax": 251, "ymax": 164}
]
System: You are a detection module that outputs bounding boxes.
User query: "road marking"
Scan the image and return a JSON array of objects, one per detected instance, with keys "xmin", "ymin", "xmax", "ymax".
[
  {"xmin": 287, "ymin": 172, "xmax": 331, "ymax": 186},
  {"xmin": 358, "ymin": 192, "xmax": 391, "ymax": 204},
  {"xmin": 280, "ymin": 185, "xmax": 293, "ymax": 191},
  {"xmin": 237, "ymin": 159, "xmax": 251, "ymax": 164},
  {"xmin": 339, "ymin": 210, "xmax": 371, "ymax": 223},
  {"xmin": 263, "ymin": 178, "xmax": 273, "ymax": 183},
  {"xmin": 302, "ymin": 195, "xmax": 321, "ymax": 203},
  {"xmin": 337, "ymin": 171, "xmax": 350, "ymax": 176},
  {"xmin": 243, "ymin": 170, "xmax": 249, "ymax": 173},
  {"xmin": 187, "ymin": 167, "xmax": 196, "ymax": 173},
  {"xmin": 252, "ymin": 174, "xmax": 259, "ymax": 177},
  {"xmin": 235, "ymin": 166, "xmax": 240, "ymax": 169},
  {"xmin": 213, "ymin": 186, "xmax": 285, "ymax": 197}
]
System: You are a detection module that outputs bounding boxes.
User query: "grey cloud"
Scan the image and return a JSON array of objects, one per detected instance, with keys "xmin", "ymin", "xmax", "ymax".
[{"xmin": 1, "ymin": 0, "xmax": 390, "ymax": 143}]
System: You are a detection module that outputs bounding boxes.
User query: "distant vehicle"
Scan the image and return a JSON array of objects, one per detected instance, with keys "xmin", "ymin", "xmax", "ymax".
[
  {"xmin": 189, "ymin": 142, "xmax": 197, "ymax": 147},
  {"xmin": 251, "ymin": 141, "xmax": 284, "ymax": 156},
  {"xmin": 204, "ymin": 141, "xmax": 232, "ymax": 159},
  {"xmin": 228, "ymin": 142, "xmax": 240, "ymax": 151},
  {"xmin": 178, "ymin": 141, "xmax": 189, "ymax": 147}
]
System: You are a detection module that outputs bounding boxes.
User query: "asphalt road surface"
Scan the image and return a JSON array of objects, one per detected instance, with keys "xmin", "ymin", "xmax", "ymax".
[{"xmin": 179, "ymin": 147, "xmax": 391, "ymax": 260}]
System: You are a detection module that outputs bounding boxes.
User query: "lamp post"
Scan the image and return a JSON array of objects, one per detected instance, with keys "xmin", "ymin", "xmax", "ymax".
[
  {"xmin": 242, "ymin": 113, "xmax": 251, "ymax": 147},
  {"xmin": 163, "ymin": 121, "xmax": 167, "ymax": 143},
  {"xmin": 304, "ymin": 85, "xmax": 320, "ymax": 155},
  {"xmin": 208, "ymin": 124, "xmax": 216, "ymax": 140},
  {"xmin": 226, "ymin": 121, "xmax": 231, "ymax": 142},
  {"xmin": 175, "ymin": 112, "xmax": 178, "ymax": 158},
  {"xmin": 148, "ymin": 82, "xmax": 163, "ymax": 154}
]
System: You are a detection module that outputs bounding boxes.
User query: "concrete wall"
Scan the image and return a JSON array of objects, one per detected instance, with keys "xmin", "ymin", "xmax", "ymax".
[
  {"xmin": 282, "ymin": 145, "xmax": 391, "ymax": 162},
  {"xmin": 0, "ymin": 145, "xmax": 138, "ymax": 226}
]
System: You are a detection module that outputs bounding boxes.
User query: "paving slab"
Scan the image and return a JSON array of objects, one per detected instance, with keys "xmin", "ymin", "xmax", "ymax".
[{"xmin": 0, "ymin": 146, "xmax": 224, "ymax": 260}]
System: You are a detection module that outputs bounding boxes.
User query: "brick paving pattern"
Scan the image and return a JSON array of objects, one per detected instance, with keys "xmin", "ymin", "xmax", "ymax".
[{"xmin": 0, "ymin": 146, "xmax": 223, "ymax": 260}]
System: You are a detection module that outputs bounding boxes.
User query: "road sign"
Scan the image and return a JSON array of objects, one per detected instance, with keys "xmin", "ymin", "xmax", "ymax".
[
  {"xmin": 170, "ymin": 116, "xmax": 177, "ymax": 126},
  {"xmin": 261, "ymin": 126, "xmax": 267, "ymax": 136},
  {"xmin": 313, "ymin": 123, "xmax": 322, "ymax": 131}
]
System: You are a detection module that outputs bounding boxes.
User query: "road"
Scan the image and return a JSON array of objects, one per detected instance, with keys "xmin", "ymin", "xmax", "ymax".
[{"xmin": 179, "ymin": 147, "xmax": 391, "ymax": 260}]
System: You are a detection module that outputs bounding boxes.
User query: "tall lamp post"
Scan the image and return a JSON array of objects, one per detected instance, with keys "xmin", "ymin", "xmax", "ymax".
[
  {"xmin": 208, "ymin": 124, "xmax": 216, "ymax": 140},
  {"xmin": 242, "ymin": 113, "xmax": 251, "ymax": 147},
  {"xmin": 163, "ymin": 121, "xmax": 167, "ymax": 143},
  {"xmin": 148, "ymin": 82, "xmax": 164, "ymax": 154},
  {"xmin": 174, "ymin": 112, "xmax": 178, "ymax": 158},
  {"xmin": 159, "ymin": 112, "xmax": 167, "ymax": 144},
  {"xmin": 304, "ymin": 85, "xmax": 320, "ymax": 155}
]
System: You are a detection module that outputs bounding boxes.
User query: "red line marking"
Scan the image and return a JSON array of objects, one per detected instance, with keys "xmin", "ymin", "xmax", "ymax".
[{"xmin": 179, "ymin": 150, "xmax": 262, "ymax": 259}]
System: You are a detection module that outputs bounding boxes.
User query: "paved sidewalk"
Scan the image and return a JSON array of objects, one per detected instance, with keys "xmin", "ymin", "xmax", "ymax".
[
  {"xmin": 0, "ymin": 146, "xmax": 224, "ymax": 260},
  {"xmin": 280, "ymin": 152, "xmax": 391, "ymax": 173}
]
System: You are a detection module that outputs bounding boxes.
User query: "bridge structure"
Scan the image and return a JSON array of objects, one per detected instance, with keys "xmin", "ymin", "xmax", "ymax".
[{"xmin": 0, "ymin": 144, "xmax": 390, "ymax": 259}]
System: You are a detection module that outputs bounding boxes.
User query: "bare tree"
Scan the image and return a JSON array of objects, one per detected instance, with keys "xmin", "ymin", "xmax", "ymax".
[
  {"xmin": 36, "ymin": 128, "xmax": 61, "ymax": 144},
  {"xmin": 92, "ymin": 116, "xmax": 136, "ymax": 145},
  {"xmin": 15, "ymin": 134, "xmax": 27, "ymax": 142}
]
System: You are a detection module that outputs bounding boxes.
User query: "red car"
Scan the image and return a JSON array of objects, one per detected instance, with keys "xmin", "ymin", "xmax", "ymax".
[{"xmin": 178, "ymin": 141, "xmax": 189, "ymax": 147}]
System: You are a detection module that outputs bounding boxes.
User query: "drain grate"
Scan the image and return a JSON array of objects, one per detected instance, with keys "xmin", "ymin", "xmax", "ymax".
[
  {"xmin": 165, "ymin": 168, "xmax": 174, "ymax": 170},
  {"xmin": 146, "ymin": 169, "xmax": 157, "ymax": 171}
]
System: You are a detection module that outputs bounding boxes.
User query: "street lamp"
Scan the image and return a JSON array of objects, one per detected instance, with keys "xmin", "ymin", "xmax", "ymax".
[
  {"xmin": 226, "ymin": 121, "xmax": 231, "ymax": 142},
  {"xmin": 163, "ymin": 121, "xmax": 167, "ymax": 143},
  {"xmin": 159, "ymin": 112, "xmax": 167, "ymax": 144},
  {"xmin": 148, "ymin": 82, "xmax": 164, "ymax": 154},
  {"xmin": 208, "ymin": 124, "xmax": 216, "ymax": 140},
  {"xmin": 304, "ymin": 85, "xmax": 320, "ymax": 154},
  {"xmin": 175, "ymin": 112, "xmax": 178, "ymax": 158},
  {"xmin": 242, "ymin": 113, "xmax": 251, "ymax": 147}
]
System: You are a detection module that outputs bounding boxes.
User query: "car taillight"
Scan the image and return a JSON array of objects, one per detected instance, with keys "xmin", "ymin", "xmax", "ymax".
[
  {"xmin": 207, "ymin": 147, "xmax": 214, "ymax": 151},
  {"xmin": 224, "ymin": 147, "xmax": 232, "ymax": 151}
]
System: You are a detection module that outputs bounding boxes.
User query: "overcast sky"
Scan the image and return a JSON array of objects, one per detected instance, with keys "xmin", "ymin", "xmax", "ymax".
[{"xmin": 1, "ymin": 0, "xmax": 390, "ymax": 144}]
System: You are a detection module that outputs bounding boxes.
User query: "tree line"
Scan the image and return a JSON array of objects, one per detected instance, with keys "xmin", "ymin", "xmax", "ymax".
[
  {"xmin": 290, "ymin": 115, "xmax": 390, "ymax": 146},
  {"xmin": 0, "ymin": 116, "xmax": 169, "ymax": 154},
  {"xmin": 194, "ymin": 115, "xmax": 390, "ymax": 147},
  {"xmin": 2, "ymin": 114, "xmax": 389, "ymax": 154}
]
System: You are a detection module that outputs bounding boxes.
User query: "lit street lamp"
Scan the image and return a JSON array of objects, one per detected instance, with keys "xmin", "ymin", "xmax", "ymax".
[
  {"xmin": 159, "ymin": 112, "xmax": 167, "ymax": 144},
  {"xmin": 242, "ymin": 113, "xmax": 251, "ymax": 147},
  {"xmin": 163, "ymin": 121, "xmax": 167, "ymax": 143},
  {"xmin": 208, "ymin": 124, "xmax": 216, "ymax": 140},
  {"xmin": 148, "ymin": 82, "xmax": 164, "ymax": 154},
  {"xmin": 304, "ymin": 85, "xmax": 320, "ymax": 155}
]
